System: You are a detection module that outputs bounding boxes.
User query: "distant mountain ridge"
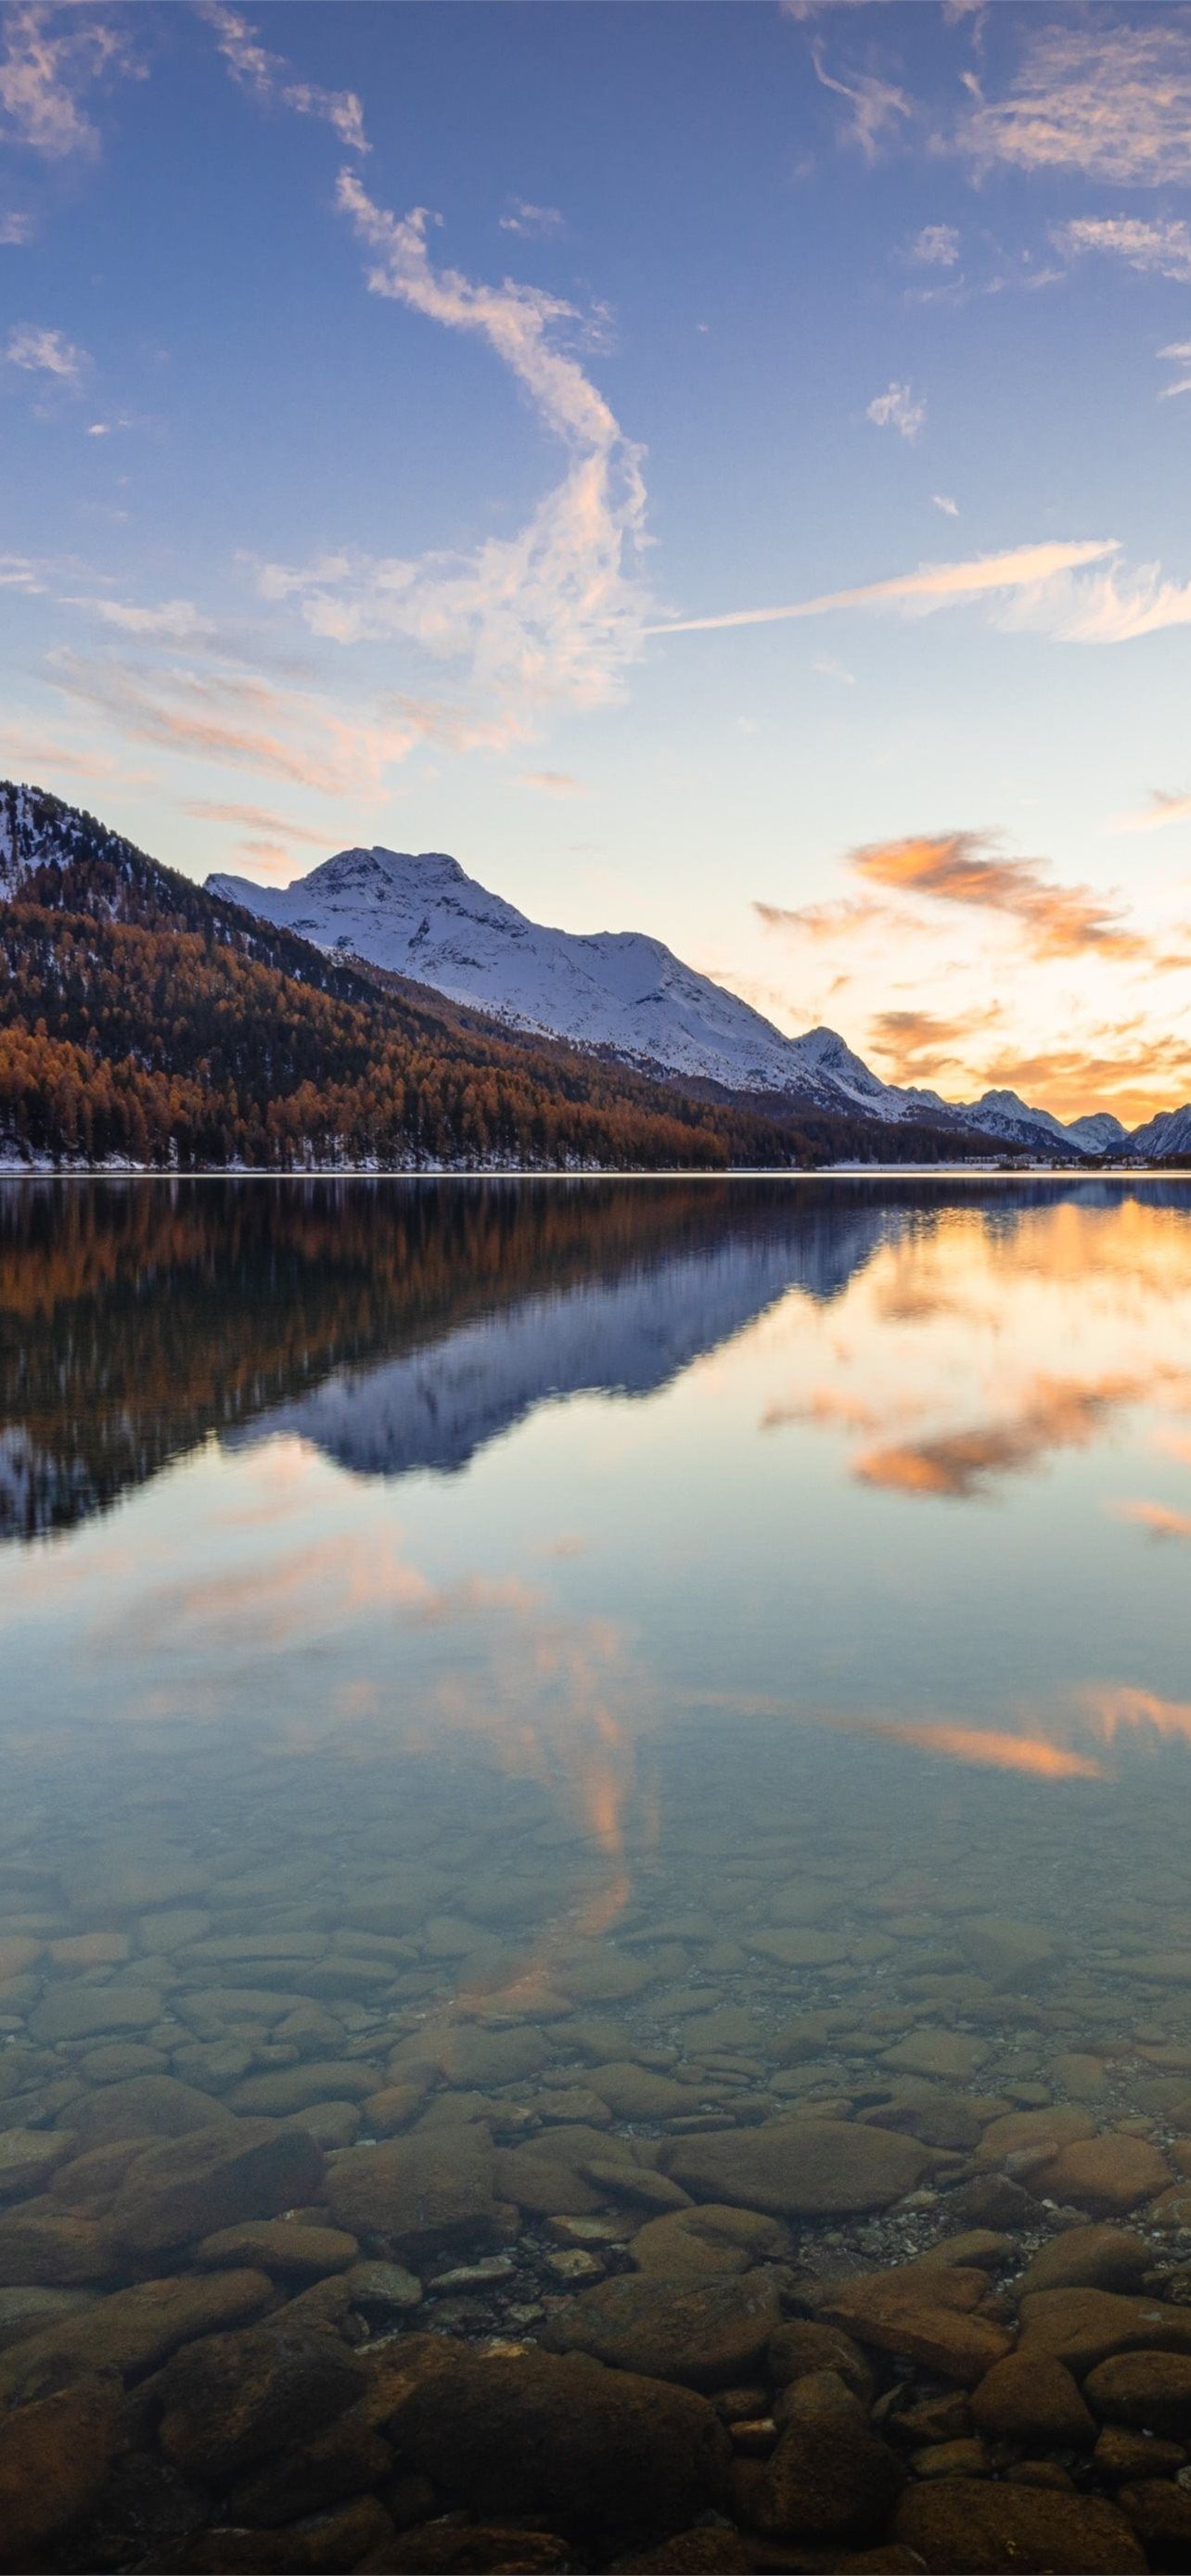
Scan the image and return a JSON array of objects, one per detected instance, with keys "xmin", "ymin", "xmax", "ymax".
[
  {"xmin": 209, "ymin": 843, "xmax": 1131, "ymax": 1160},
  {"xmin": 0, "ymin": 782, "xmax": 997, "ymax": 1173}
]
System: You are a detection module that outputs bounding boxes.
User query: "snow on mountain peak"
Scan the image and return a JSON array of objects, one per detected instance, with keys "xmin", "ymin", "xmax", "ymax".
[{"xmin": 203, "ymin": 836, "xmax": 1117, "ymax": 1153}]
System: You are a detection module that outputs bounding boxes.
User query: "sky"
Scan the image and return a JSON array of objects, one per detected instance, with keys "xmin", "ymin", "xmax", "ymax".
[{"xmin": 4, "ymin": 1, "xmax": 1191, "ymax": 1122}]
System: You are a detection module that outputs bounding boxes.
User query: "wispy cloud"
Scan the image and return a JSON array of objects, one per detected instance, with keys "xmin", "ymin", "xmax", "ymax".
[
  {"xmin": 933, "ymin": 493, "xmax": 959, "ymax": 516},
  {"xmin": 866, "ymin": 1720, "xmax": 1104, "ymax": 1781},
  {"xmin": 0, "ymin": 3, "xmax": 139, "ymax": 160},
  {"xmin": 66, "ymin": 595, "xmax": 212, "ymax": 641},
  {"xmin": 0, "ymin": 209, "xmax": 32, "ymax": 245},
  {"xmin": 516, "ymin": 770, "xmax": 585, "ymax": 796},
  {"xmin": 183, "ymin": 800, "xmax": 338, "ymax": 845},
  {"xmin": 813, "ymin": 651, "xmax": 855, "ymax": 683},
  {"xmin": 851, "ymin": 829, "xmax": 1148, "ymax": 963},
  {"xmin": 1054, "ymin": 214, "xmax": 1191, "ymax": 285},
  {"xmin": 199, "ymin": 2, "xmax": 369, "ymax": 152},
  {"xmin": 866, "ymin": 378, "xmax": 926, "ymax": 440},
  {"xmin": 755, "ymin": 893, "xmax": 890, "ymax": 942},
  {"xmin": 257, "ymin": 173, "xmax": 650, "ymax": 721},
  {"xmin": 867, "ymin": 1002, "xmax": 1000, "ymax": 1087},
  {"xmin": 499, "ymin": 199, "xmax": 564, "ymax": 239},
  {"xmin": 1110, "ymin": 787, "xmax": 1191, "ymax": 835},
  {"xmin": 811, "ymin": 41, "xmax": 912, "ymax": 164},
  {"xmin": 49, "ymin": 649, "xmax": 512, "ymax": 797},
  {"xmin": 1114, "ymin": 1500, "xmax": 1191, "ymax": 1543},
  {"xmin": 646, "ymin": 536, "xmax": 1116, "ymax": 637},
  {"xmin": 907, "ymin": 223, "xmax": 960, "ymax": 269},
  {"xmin": 4, "ymin": 321, "xmax": 88, "ymax": 388},
  {"xmin": 958, "ymin": 19, "xmax": 1191, "ymax": 186},
  {"xmin": 1158, "ymin": 340, "xmax": 1191, "ymax": 403}
]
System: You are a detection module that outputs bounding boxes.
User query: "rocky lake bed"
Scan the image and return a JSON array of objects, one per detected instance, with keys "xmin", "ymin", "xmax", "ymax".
[{"xmin": 5, "ymin": 1766, "xmax": 1191, "ymax": 2575}]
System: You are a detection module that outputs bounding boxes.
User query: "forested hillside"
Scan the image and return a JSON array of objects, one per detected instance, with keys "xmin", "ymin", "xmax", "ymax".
[{"xmin": 0, "ymin": 784, "xmax": 996, "ymax": 1171}]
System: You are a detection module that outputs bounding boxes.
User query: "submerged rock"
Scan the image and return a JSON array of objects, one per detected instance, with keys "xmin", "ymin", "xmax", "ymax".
[
  {"xmin": 661, "ymin": 2119, "xmax": 932, "ymax": 2216},
  {"xmin": 542, "ymin": 2270, "xmax": 783, "ymax": 2388},
  {"xmin": 388, "ymin": 2344, "xmax": 731, "ymax": 2550}
]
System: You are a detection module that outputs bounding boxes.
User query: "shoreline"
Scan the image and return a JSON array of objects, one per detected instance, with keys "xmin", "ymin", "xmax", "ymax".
[{"xmin": 0, "ymin": 1161, "xmax": 1185, "ymax": 1184}]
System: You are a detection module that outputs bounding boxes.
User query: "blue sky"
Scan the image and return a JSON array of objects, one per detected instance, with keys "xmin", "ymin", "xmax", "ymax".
[{"xmin": 5, "ymin": 1, "xmax": 1191, "ymax": 1116}]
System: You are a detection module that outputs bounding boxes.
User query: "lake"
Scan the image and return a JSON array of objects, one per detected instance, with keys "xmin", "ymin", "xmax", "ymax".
[{"xmin": 3, "ymin": 1176, "xmax": 1191, "ymax": 2571}]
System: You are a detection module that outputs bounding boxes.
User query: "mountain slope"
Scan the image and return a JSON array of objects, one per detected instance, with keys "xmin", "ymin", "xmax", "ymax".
[
  {"xmin": 208, "ymin": 842, "xmax": 1115, "ymax": 1158},
  {"xmin": 0, "ymin": 783, "xmax": 993, "ymax": 1172}
]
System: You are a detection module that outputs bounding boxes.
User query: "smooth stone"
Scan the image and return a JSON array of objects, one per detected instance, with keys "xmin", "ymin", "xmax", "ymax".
[
  {"xmin": 387, "ymin": 2343, "xmax": 730, "ymax": 2550},
  {"xmin": 1114, "ymin": 2480, "xmax": 1191, "ymax": 2558},
  {"xmin": 324, "ymin": 2123, "xmax": 496, "ymax": 2257},
  {"xmin": 955, "ymin": 1918, "xmax": 1057, "ymax": 1991},
  {"xmin": 0, "ymin": 2208, "xmax": 113, "ymax": 2286},
  {"xmin": 66, "ymin": 2074, "xmax": 237, "ymax": 2149},
  {"xmin": 1018, "ymin": 2225, "xmax": 1153, "ymax": 2296},
  {"xmin": 47, "ymin": 1933, "xmax": 130, "ymax": 1969},
  {"xmin": 972, "ymin": 2106, "xmax": 1095, "ymax": 2169},
  {"xmin": 0, "ymin": 2285, "xmax": 96, "ymax": 2352},
  {"xmin": 193, "ymin": 2221, "xmax": 359, "ymax": 2278},
  {"xmin": 629, "ymin": 2206, "xmax": 788, "ymax": 2279},
  {"xmin": 582, "ymin": 2161, "xmax": 693, "ymax": 2213},
  {"xmin": 105, "ymin": 2119, "xmax": 325, "ymax": 2255},
  {"xmin": 0, "ymin": 2127, "xmax": 74, "ymax": 2199},
  {"xmin": 583, "ymin": 2063, "xmax": 696, "ymax": 2120},
  {"xmin": 1093, "ymin": 2423, "xmax": 1188, "ymax": 2483},
  {"xmin": 880, "ymin": 2033, "xmax": 987, "ymax": 2083},
  {"xmin": 69, "ymin": 1859, "xmax": 209, "ymax": 1918},
  {"xmin": 818, "ymin": 2268, "xmax": 1014, "ymax": 2388},
  {"xmin": 753, "ymin": 2416, "xmax": 903, "ymax": 2540},
  {"xmin": 662, "ymin": 2119, "xmax": 932, "ymax": 2216},
  {"xmin": 1083, "ymin": 2352, "xmax": 1191, "ymax": 2435},
  {"xmin": 769, "ymin": 2319, "xmax": 873, "ymax": 2402},
  {"xmin": 941, "ymin": 2174, "xmax": 1042, "ymax": 2231},
  {"xmin": 544, "ymin": 2271, "xmax": 782, "ymax": 2390},
  {"xmin": 0, "ymin": 2376, "xmax": 125, "ymax": 2569},
  {"xmin": 1018, "ymin": 2289, "xmax": 1191, "ymax": 2375},
  {"xmin": 155, "ymin": 2322, "xmax": 367, "ymax": 2479},
  {"xmin": 226, "ymin": 2064, "xmax": 375, "ymax": 2115},
  {"xmin": 495, "ymin": 2123, "xmax": 635, "ymax": 2218},
  {"xmin": 433, "ymin": 2025, "xmax": 553, "ymax": 2087},
  {"xmin": 970, "ymin": 2353, "xmax": 1095, "ymax": 2447},
  {"xmin": 342, "ymin": 2259, "xmax": 422, "ymax": 2314},
  {"xmin": 29, "ymin": 1984, "xmax": 161, "ymax": 2044},
  {"xmin": 1053, "ymin": 2051, "xmax": 1108, "ymax": 2099},
  {"xmin": 76, "ymin": 2043, "xmax": 168, "ymax": 2083},
  {"xmin": 0, "ymin": 2268, "xmax": 274, "ymax": 2403},
  {"xmin": 225, "ymin": 2416, "xmax": 395, "ymax": 2528},
  {"xmin": 894, "ymin": 2478, "xmax": 1146, "ymax": 2571},
  {"xmin": 1031, "ymin": 2133, "xmax": 1172, "ymax": 2215}
]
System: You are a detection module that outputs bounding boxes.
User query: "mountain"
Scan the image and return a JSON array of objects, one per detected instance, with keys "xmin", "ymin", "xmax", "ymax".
[
  {"xmin": 208, "ymin": 843, "xmax": 1121, "ymax": 1160},
  {"xmin": 0, "ymin": 783, "xmax": 990, "ymax": 1173},
  {"xmin": 1129, "ymin": 1103, "xmax": 1191, "ymax": 1160}
]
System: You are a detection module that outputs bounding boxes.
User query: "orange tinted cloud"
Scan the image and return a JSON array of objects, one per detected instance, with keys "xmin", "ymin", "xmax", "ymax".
[
  {"xmin": 868, "ymin": 1004, "xmax": 1001, "ymax": 1087},
  {"xmin": 871, "ymin": 1720, "xmax": 1104, "ymax": 1780},
  {"xmin": 1114, "ymin": 1499, "xmax": 1191, "ymax": 1541},
  {"xmin": 754, "ymin": 896, "xmax": 891, "ymax": 943},
  {"xmin": 852, "ymin": 830, "xmax": 1146, "ymax": 963},
  {"xmin": 1083, "ymin": 1685, "xmax": 1191, "ymax": 1748},
  {"xmin": 857, "ymin": 1371, "xmax": 1142, "ymax": 1499},
  {"xmin": 975, "ymin": 1040, "xmax": 1191, "ymax": 1125}
]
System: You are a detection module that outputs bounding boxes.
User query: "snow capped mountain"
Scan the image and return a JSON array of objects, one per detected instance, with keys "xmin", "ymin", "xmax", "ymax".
[
  {"xmin": 1129, "ymin": 1103, "xmax": 1191, "ymax": 1159},
  {"xmin": 1066, "ymin": 1112, "xmax": 1129, "ymax": 1153},
  {"xmin": 207, "ymin": 844, "xmax": 875, "ymax": 1108},
  {"xmin": 208, "ymin": 843, "xmax": 1117, "ymax": 1155}
]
